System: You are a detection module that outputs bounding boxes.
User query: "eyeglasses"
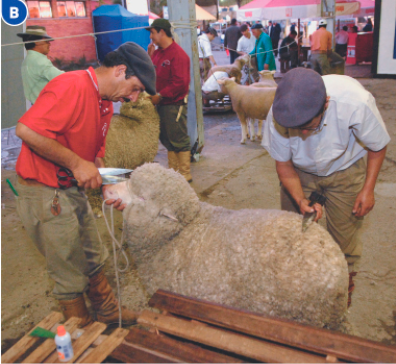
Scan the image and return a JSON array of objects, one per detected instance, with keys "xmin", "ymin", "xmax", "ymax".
[{"xmin": 297, "ymin": 112, "xmax": 325, "ymax": 132}]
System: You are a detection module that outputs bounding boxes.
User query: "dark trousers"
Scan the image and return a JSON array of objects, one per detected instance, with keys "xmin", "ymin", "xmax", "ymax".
[
  {"xmin": 271, "ymin": 38, "xmax": 279, "ymax": 57},
  {"xmin": 335, "ymin": 43, "xmax": 348, "ymax": 58},
  {"xmin": 229, "ymin": 49, "xmax": 238, "ymax": 64},
  {"xmin": 158, "ymin": 104, "xmax": 190, "ymax": 153}
]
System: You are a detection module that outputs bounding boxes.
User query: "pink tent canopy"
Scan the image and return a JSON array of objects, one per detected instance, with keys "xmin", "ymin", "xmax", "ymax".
[
  {"xmin": 237, "ymin": 0, "xmax": 363, "ymax": 21},
  {"xmin": 149, "ymin": 11, "xmax": 160, "ymax": 20}
]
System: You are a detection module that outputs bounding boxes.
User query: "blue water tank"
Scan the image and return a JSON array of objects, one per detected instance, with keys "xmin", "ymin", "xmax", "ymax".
[{"xmin": 92, "ymin": 5, "xmax": 150, "ymax": 62}]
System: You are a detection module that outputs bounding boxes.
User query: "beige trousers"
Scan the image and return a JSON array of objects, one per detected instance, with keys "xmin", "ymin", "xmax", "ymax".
[
  {"xmin": 15, "ymin": 179, "xmax": 108, "ymax": 300},
  {"xmin": 280, "ymin": 158, "xmax": 366, "ymax": 271}
]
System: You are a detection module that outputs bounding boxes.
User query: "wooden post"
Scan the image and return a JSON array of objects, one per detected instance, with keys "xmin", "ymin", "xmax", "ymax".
[{"xmin": 168, "ymin": 0, "xmax": 205, "ymax": 151}]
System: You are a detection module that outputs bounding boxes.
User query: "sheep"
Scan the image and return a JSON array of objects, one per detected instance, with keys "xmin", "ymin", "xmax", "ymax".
[
  {"xmin": 250, "ymin": 70, "xmax": 278, "ymax": 88},
  {"xmin": 87, "ymin": 94, "xmax": 160, "ymax": 217},
  {"xmin": 207, "ymin": 55, "xmax": 249, "ymax": 84},
  {"xmin": 103, "ymin": 163, "xmax": 349, "ymax": 331},
  {"xmin": 218, "ymin": 77, "xmax": 276, "ymax": 144}
]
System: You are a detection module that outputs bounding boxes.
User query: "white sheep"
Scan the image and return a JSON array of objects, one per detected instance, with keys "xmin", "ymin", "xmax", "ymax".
[
  {"xmin": 104, "ymin": 163, "xmax": 349, "ymax": 331},
  {"xmin": 218, "ymin": 77, "xmax": 276, "ymax": 143},
  {"xmin": 207, "ymin": 55, "xmax": 249, "ymax": 84},
  {"xmin": 250, "ymin": 70, "xmax": 278, "ymax": 88}
]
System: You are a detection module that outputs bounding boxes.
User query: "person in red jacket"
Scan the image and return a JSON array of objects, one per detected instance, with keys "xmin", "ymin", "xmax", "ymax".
[
  {"xmin": 147, "ymin": 19, "xmax": 193, "ymax": 182},
  {"xmin": 15, "ymin": 42, "xmax": 156, "ymax": 327}
]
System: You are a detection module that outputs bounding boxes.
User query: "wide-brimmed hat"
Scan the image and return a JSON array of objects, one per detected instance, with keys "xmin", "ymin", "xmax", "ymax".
[
  {"xmin": 17, "ymin": 26, "xmax": 53, "ymax": 40},
  {"xmin": 272, "ymin": 68, "xmax": 327, "ymax": 128},
  {"xmin": 145, "ymin": 18, "xmax": 171, "ymax": 31}
]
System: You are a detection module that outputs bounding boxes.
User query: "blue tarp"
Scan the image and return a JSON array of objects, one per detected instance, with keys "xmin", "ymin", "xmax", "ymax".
[{"xmin": 92, "ymin": 5, "xmax": 150, "ymax": 62}]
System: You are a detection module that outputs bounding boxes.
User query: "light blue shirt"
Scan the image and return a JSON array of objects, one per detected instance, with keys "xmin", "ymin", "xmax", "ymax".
[
  {"xmin": 262, "ymin": 75, "xmax": 390, "ymax": 176},
  {"xmin": 21, "ymin": 50, "xmax": 64, "ymax": 103}
]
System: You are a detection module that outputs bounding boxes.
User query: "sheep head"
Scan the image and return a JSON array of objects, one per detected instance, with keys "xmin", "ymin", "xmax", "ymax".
[
  {"xmin": 118, "ymin": 163, "xmax": 201, "ymax": 251},
  {"xmin": 258, "ymin": 70, "xmax": 276, "ymax": 80},
  {"xmin": 217, "ymin": 77, "xmax": 236, "ymax": 94},
  {"xmin": 234, "ymin": 54, "xmax": 249, "ymax": 69}
]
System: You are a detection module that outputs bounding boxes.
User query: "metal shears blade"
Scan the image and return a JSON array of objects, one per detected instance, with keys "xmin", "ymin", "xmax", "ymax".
[
  {"xmin": 98, "ymin": 168, "xmax": 133, "ymax": 185},
  {"xmin": 302, "ymin": 211, "xmax": 317, "ymax": 232}
]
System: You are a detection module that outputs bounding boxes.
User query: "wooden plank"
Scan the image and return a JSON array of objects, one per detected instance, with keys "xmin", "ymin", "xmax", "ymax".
[
  {"xmin": 149, "ymin": 290, "xmax": 396, "ymax": 363},
  {"xmin": 22, "ymin": 317, "xmax": 81, "ymax": 364},
  {"xmin": 1, "ymin": 311, "xmax": 63, "ymax": 364},
  {"xmin": 79, "ymin": 328, "xmax": 128, "ymax": 363},
  {"xmin": 111, "ymin": 327, "xmax": 245, "ymax": 363},
  {"xmin": 138, "ymin": 310, "xmax": 326, "ymax": 363},
  {"xmin": 111, "ymin": 340, "xmax": 182, "ymax": 363}
]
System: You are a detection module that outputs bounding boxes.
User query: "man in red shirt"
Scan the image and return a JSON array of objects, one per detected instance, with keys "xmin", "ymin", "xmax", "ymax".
[
  {"xmin": 146, "ymin": 19, "xmax": 193, "ymax": 182},
  {"xmin": 15, "ymin": 42, "xmax": 156, "ymax": 327}
]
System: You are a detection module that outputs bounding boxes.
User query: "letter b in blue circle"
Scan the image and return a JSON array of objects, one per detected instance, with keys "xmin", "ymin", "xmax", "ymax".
[{"xmin": 2, "ymin": 0, "xmax": 28, "ymax": 26}]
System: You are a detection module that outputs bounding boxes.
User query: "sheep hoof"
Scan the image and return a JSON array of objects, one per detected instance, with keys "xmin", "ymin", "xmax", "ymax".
[
  {"xmin": 240, "ymin": 140, "xmax": 246, "ymax": 144},
  {"xmin": 250, "ymin": 136, "xmax": 256, "ymax": 142},
  {"xmin": 257, "ymin": 135, "xmax": 263, "ymax": 141}
]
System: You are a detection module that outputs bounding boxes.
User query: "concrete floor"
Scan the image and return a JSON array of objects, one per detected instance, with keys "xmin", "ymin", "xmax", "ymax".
[{"xmin": 1, "ymin": 55, "xmax": 395, "ymax": 350}]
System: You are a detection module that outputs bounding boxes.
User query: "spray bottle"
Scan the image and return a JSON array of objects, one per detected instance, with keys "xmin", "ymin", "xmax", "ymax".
[{"xmin": 55, "ymin": 325, "xmax": 74, "ymax": 362}]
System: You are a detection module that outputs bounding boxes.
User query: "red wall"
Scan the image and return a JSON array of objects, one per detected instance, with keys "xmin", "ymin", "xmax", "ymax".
[{"xmin": 27, "ymin": 0, "xmax": 112, "ymax": 62}]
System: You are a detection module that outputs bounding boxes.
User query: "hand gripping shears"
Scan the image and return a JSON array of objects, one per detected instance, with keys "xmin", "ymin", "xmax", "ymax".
[{"xmin": 57, "ymin": 167, "xmax": 77, "ymax": 189}]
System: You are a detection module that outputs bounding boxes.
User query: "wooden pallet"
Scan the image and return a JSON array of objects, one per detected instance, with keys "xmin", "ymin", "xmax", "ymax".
[
  {"xmin": 1, "ymin": 312, "xmax": 128, "ymax": 364},
  {"xmin": 3, "ymin": 291, "xmax": 396, "ymax": 363}
]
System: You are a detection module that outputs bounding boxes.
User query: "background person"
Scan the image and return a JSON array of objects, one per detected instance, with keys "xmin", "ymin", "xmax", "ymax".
[
  {"xmin": 198, "ymin": 27, "xmax": 218, "ymax": 82},
  {"xmin": 15, "ymin": 42, "xmax": 156, "ymax": 327},
  {"xmin": 278, "ymin": 30, "xmax": 298, "ymax": 68},
  {"xmin": 236, "ymin": 23, "xmax": 256, "ymax": 56},
  {"xmin": 224, "ymin": 18, "xmax": 242, "ymax": 64},
  {"xmin": 262, "ymin": 68, "xmax": 390, "ymax": 307},
  {"xmin": 250, "ymin": 23, "xmax": 276, "ymax": 74},
  {"xmin": 363, "ymin": 18, "xmax": 373, "ymax": 32},
  {"xmin": 17, "ymin": 26, "xmax": 64, "ymax": 104},
  {"xmin": 268, "ymin": 21, "xmax": 282, "ymax": 57},
  {"xmin": 146, "ymin": 19, "xmax": 193, "ymax": 182},
  {"xmin": 335, "ymin": 25, "xmax": 349, "ymax": 58},
  {"xmin": 309, "ymin": 19, "xmax": 332, "ymax": 75}
]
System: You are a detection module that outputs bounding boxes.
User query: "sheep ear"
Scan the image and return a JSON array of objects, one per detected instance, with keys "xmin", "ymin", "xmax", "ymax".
[{"xmin": 160, "ymin": 208, "xmax": 178, "ymax": 222}]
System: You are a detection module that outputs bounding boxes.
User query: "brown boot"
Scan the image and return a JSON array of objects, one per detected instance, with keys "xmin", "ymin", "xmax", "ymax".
[
  {"xmin": 167, "ymin": 151, "xmax": 179, "ymax": 171},
  {"xmin": 177, "ymin": 151, "xmax": 193, "ymax": 183},
  {"xmin": 86, "ymin": 270, "xmax": 138, "ymax": 326},
  {"xmin": 348, "ymin": 272, "xmax": 357, "ymax": 308},
  {"xmin": 58, "ymin": 296, "xmax": 93, "ymax": 328}
]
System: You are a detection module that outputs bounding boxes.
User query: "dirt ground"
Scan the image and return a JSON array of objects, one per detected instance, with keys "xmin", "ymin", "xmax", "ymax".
[{"xmin": 1, "ymin": 78, "xmax": 396, "ymax": 351}]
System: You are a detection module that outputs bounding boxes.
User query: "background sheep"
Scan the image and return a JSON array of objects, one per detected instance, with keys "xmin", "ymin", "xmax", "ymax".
[
  {"xmin": 87, "ymin": 94, "xmax": 160, "ymax": 217},
  {"xmin": 207, "ymin": 55, "xmax": 249, "ymax": 84},
  {"xmin": 250, "ymin": 70, "xmax": 278, "ymax": 88},
  {"xmin": 104, "ymin": 163, "xmax": 349, "ymax": 331},
  {"xmin": 218, "ymin": 77, "xmax": 276, "ymax": 143}
]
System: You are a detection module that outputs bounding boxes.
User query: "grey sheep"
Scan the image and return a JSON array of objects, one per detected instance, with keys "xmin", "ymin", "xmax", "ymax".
[{"xmin": 104, "ymin": 163, "xmax": 349, "ymax": 330}]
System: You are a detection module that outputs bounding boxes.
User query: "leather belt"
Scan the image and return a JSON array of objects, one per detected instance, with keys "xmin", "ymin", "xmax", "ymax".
[
  {"xmin": 311, "ymin": 50, "xmax": 328, "ymax": 54},
  {"xmin": 17, "ymin": 175, "xmax": 47, "ymax": 188}
]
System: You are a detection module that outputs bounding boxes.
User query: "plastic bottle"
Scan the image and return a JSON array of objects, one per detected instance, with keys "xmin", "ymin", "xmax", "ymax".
[{"xmin": 55, "ymin": 325, "xmax": 74, "ymax": 362}]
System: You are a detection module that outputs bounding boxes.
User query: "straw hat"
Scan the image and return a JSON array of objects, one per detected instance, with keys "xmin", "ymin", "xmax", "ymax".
[{"xmin": 17, "ymin": 26, "xmax": 53, "ymax": 40}]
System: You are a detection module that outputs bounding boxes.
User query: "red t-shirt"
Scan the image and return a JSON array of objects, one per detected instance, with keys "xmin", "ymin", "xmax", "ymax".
[
  {"xmin": 16, "ymin": 67, "xmax": 113, "ymax": 188},
  {"xmin": 151, "ymin": 41, "xmax": 190, "ymax": 105}
]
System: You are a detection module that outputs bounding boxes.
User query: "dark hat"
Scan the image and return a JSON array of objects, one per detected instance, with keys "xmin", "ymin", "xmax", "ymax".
[
  {"xmin": 145, "ymin": 18, "xmax": 171, "ymax": 31},
  {"xmin": 115, "ymin": 42, "xmax": 156, "ymax": 96},
  {"xmin": 272, "ymin": 68, "xmax": 327, "ymax": 128},
  {"xmin": 17, "ymin": 26, "xmax": 53, "ymax": 40},
  {"xmin": 251, "ymin": 23, "xmax": 263, "ymax": 30}
]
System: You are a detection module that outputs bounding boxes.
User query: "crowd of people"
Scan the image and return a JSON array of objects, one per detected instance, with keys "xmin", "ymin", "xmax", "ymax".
[{"xmin": 12, "ymin": 13, "xmax": 386, "ymax": 329}]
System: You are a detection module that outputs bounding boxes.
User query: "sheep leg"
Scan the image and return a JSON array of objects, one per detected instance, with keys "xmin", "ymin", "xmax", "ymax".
[
  {"xmin": 237, "ymin": 112, "xmax": 248, "ymax": 144},
  {"xmin": 246, "ymin": 118, "xmax": 251, "ymax": 140},
  {"xmin": 249, "ymin": 118, "xmax": 256, "ymax": 141},
  {"xmin": 257, "ymin": 119, "xmax": 263, "ymax": 141}
]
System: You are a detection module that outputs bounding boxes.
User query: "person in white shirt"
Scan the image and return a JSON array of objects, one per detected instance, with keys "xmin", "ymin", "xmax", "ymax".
[
  {"xmin": 262, "ymin": 68, "xmax": 390, "ymax": 308},
  {"xmin": 335, "ymin": 25, "xmax": 349, "ymax": 58},
  {"xmin": 198, "ymin": 27, "xmax": 218, "ymax": 82},
  {"xmin": 236, "ymin": 24, "xmax": 256, "ymax": 55}
]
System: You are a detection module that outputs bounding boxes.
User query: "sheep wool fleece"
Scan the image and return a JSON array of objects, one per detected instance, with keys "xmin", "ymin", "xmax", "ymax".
[{"xmin": 122, "ymin": 163, "xmax": 349, "ymax": 330}]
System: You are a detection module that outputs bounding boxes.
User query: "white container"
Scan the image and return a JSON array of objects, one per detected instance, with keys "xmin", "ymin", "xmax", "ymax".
[{"xmin": 55, "ymin": 325, "xmax": 74, "ymax": 362}]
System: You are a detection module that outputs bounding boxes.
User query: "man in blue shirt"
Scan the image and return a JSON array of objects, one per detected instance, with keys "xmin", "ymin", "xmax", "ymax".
[{"xmin": 249, "ymin": 24, "xmax": 276, "ymax": 72}]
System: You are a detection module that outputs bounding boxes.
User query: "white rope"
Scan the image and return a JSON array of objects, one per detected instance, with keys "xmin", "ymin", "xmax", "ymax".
[
  {"xmin": 1, "ymin": 25, "xmax": 150, "ymax": 47},
  {"xmin": 102, "ymin": 199, "xmax": 130, "ymax": 328}
]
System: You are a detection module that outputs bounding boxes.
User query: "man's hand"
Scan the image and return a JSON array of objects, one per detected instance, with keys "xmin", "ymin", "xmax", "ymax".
[
  {"xmin": 72, "ymin": 159, "xmax": 102, "ymax": 190},
  {"xmin": 299, "ymin": 198, "xmax": 323, "ymax": 221},
  {"xmin": 102, "ymin": 185, "xmax": 127, "ymax": 211},
  {"xmin": 148, "ymin": 43, "xmax": 155, "ymax": 57},
  {"xmin": 149, "ymin": 94, "xmax": 162, "ymax": 105},
  {"xmin": 352, "ymin": 188, "xmax": 375, "ymax": 217}
]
